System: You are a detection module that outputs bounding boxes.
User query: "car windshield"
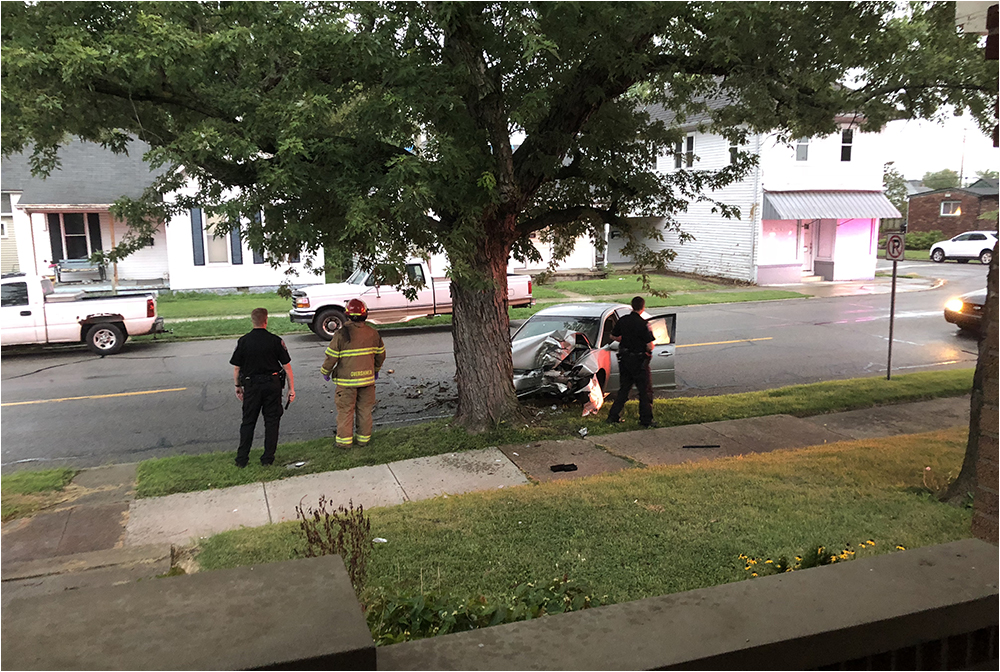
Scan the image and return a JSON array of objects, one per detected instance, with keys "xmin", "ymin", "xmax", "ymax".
[
  {"xmin": 513, "ymin": 316, "xmax": 601, "ymax": 347},
  {"xmin": 344, "ymin": 269, "xmax": 369, "ymax": 285}
]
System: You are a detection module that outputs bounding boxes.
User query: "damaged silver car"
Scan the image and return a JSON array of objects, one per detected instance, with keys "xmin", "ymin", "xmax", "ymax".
[{"xmin": 511, "ymin": 303, "xmax": 677, "ymax": 397}]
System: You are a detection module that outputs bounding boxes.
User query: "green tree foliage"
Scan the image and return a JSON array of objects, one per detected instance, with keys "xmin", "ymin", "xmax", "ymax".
[
  {"xmin": 883, "ymin": 163, "xmax": 908, "ymax": 222},
  {"xmin": 2, "ymin": 2, "xmax": 996, "ymax": 429},
  {"xmin": 975, "ymin": 169, "xmax": 999, "ymax": 181},
  {"xmin": 922, "ymin": 168, "xmax": 962, "ymax": 189}
]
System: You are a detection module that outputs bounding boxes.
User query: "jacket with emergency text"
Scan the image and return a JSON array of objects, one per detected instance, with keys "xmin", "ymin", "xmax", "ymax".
[{"xmin": 320, "ymin": 322, "xmax": 386, "ymax": 387}]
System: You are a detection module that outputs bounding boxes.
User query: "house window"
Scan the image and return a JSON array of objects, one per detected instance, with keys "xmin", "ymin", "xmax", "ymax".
[
  {"xmin": 796, "ymin": 137, "xmax": 809, "ymax": 161},
  {"xmin": 673, "ymin": 140, "xmax": 683, "ymax": 169},
  {"xmin": 685, "ymin": 136, "xmax": 694, "ymax": 167},
  {"xmin": 46, "ymin": 212, "xmax": 103, "ymax": 261},
  {"xmin": 940, "ymin": 201, "xmax": 961, "ymax": 216},
  {"xmin": 840, "ymin": 129, "xmax": 853, "ymax": 162},
  {"xmin": 1, "ymin": 193, "xmax": 12, "ymax": 238},
  {"xmin": 204, "ymin": 214, "xmax": 230, "ymax": 263}
]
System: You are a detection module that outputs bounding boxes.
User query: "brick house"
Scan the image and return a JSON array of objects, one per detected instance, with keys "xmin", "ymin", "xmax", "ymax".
[{"xmin": 906, "ymin": 177, "xmax": 999, "ymax": 238}]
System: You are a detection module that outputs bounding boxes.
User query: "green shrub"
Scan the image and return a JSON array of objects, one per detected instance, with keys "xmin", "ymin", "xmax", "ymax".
[
  {"xmin": 906, "ymin": 230, "xmax": 944, "ymax": 250},
  {"xmin": 366, "ymin": 575, "xmax": 603, "ymax": 645}
]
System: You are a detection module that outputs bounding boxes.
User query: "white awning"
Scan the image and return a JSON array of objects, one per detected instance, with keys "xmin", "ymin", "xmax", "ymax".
[{"xmin": 762, "ymin": 191, "xmax": 901, "ymax": 220}]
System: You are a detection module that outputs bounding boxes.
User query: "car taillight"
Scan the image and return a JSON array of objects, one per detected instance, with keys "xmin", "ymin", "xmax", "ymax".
[
  {"xmin": 294, "ymin": 297, "xmax": 310, "ymax": 308},
  {"xmin": 528, "ymin": 280, "xmax": 532, "ymax": 296},
  {"xmin": 147, "ymin": 297, "xmax": 155, "ymax": 318}
]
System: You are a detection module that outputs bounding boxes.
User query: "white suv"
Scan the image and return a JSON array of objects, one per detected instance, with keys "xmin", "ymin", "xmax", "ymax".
[{"xmin": 929, "ymin": 231, "xmax": 997, "ymax": 265}]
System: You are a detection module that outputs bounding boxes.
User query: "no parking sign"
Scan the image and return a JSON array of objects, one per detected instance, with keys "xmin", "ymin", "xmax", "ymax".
[{"xmin": 886, "ymin": 233, "xmax": 905, "ymax": 261}]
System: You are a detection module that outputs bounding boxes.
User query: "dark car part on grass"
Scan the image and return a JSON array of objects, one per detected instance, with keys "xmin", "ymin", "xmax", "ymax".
[
  {"xmin": 550, "ymin": 463, "xmax": 579, "ymax": 472},
  {"xmin": 944, "ymin": 289, "xmax": 986, "ymax": 332}
]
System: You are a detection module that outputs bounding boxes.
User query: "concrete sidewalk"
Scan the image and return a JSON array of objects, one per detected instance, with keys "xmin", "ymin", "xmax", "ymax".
[{"xmin": 2, "ymin": 395, "xmax": 971, "ymax": 598}]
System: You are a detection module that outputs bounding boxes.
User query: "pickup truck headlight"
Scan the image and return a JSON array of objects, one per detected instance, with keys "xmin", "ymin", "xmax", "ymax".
[
  {"xmin": 294, "ymin": 297, "xmax": 310, "ymax": 309},
  {"xmin": 945, "ymin": 298, "xmax": 964, "ymax": 313}
]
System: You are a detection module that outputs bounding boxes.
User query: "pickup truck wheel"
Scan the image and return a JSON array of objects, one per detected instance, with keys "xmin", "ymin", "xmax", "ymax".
[
  {"xmin": 314, "ymin": 309, "xmax": 348, "ymax": 340},
  {"xmin": 86, "ymin": 323, "xmax": 125, "ymax": 356}
]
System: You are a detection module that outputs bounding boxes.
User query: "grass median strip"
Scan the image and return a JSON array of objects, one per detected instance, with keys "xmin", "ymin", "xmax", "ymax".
[
  {"xmin": 134, "ymin": 369, "xmax": 972, "ymax": 498},
  {"xmin": 197, "ymin": 427, "xmax": 972, "ymax": 610},
  {"xmin": 1, "ymin": 467, "xmax": 78, "ymax": 522}
]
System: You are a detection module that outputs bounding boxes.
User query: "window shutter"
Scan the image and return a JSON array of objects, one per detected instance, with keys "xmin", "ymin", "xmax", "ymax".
[
  {"xmin": 87, "ymin": 213, "xmax": 103, "ymax": 251},
  {"xmin": 47, "ymin": 213, "xmax": 64, "ymax": 262},
  {"xmin": 191, "ymin": 208, "xmax": 205, "ymax": 266},
  {"xmin": 252, "ymin": 211, "xmax": 265, "ymax": 263},
  {"xmin": 230, "ymin": 224, "xmax": 243, "ymax": 265}
]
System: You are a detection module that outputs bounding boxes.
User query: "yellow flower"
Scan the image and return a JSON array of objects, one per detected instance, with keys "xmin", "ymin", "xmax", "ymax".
[
  {"xmin": 895, "ymin": 545, "xmax": 906, "ymax": 551},
  {"xmin": 751, "ymin": 573, "xmax": 758, "ymax": 577},
  {"xmin": 795, "ymin": 556, "xmax": 802, "ymax": 561},
  {"xmin": 765, "ymin": 559, "xmax": 773, "ymax": 564},
  {"xmin": 866, "ymin": 539, "xmax": 875, "ymax": 546}
]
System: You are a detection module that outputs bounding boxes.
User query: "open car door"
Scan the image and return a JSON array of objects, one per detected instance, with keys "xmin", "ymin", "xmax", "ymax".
[{"xmin": 646, "ymin": 313, "xmax": 677, "ymax": 389}]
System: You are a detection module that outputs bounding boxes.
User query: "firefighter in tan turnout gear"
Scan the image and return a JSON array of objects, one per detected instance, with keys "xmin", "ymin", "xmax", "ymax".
[{"xmin": 320, "ymin": 298, "xmax": 386, "ymax": 447}]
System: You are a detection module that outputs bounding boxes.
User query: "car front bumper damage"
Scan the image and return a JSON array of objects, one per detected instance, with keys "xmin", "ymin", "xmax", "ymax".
[{"xmin": 512, "ymin": 330, "xmax": 608, "ymax": 397}]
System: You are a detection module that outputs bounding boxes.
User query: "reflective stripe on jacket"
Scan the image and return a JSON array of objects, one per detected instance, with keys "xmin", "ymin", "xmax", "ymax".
[{"xmin": 320, "ymin": 322, "xmax": 386, "ymax": 387}]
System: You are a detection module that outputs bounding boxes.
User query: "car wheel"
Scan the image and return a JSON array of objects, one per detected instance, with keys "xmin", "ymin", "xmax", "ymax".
[
  {"xmin": 931, "ymin": 248, "xmax": 945, "ymax": 263},
  {"xmin": 86, "ymin": 322, "xmax": 125, "ymax": 356},
  {"xmin": 980, "ymin": 250, "xmax": 993, "ymax": 265},
  {"xmin": 313, "ymin": 308, "xmax": 347, "ymax": 340}
]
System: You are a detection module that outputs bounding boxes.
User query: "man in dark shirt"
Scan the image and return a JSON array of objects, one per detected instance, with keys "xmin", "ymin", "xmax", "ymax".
[
  {"xmin": 230, "ymin": 308, "xmax": 296, "ymax": 467},
  {"xmin": 606, "ymin": 296, "xmax": 655, "ymax": 428}
]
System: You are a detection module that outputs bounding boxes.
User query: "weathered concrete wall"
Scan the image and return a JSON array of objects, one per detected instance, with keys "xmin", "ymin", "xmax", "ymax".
[
  {"xmin": 378, "ymin": 539, "xmax": 998, "ymax": 671},
  {"xmin": 1, "ymin": 554, "xmax": 375, "ymax": 671}
]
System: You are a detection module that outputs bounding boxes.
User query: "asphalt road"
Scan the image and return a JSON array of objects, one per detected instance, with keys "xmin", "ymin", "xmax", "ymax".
[{"xmin": 0, "ymin": 259, "xmax": 988, "ymax": 470}]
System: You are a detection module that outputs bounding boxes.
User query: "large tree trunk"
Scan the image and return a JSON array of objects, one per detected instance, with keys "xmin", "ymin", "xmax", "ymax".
[
  {"xmin": 449, "ymin": 222, "xmax": 527, "ymax": 432},
  {"xmin": 943, "ymin": 242, "xmax": 998, "ymax": 506}
]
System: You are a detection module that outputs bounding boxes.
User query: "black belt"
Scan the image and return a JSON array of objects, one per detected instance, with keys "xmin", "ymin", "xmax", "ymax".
[{"xmin": 242, "ymin": 372, "xmax": 284, "ymax": 386}]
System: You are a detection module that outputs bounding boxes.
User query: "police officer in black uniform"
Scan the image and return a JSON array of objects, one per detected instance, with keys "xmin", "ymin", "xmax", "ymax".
[
  {"xmin": 230, "ymin": 308, "xmax": 296, "ymax": 467},
  {"xmin": 606, "ymin": 296, "xmax": 655, "ymax": 428}
]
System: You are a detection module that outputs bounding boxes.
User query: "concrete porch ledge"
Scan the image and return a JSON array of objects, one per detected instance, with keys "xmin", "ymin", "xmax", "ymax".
[
  {"xmin": 1, "ymin": 555, "xmax": 375, "ymax": 671},
  {"xmin": 378, "ymin": 539, "xmax": 998, "ymax": 670}
]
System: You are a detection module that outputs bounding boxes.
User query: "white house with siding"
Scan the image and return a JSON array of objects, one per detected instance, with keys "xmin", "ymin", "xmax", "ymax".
[
  {"xmin": 0, "ymin": 139, "xmax": 323, "ymax": 291},
  {"xmin": 606, "ymin": 105, "xmax": 900, "ymax": 284}
]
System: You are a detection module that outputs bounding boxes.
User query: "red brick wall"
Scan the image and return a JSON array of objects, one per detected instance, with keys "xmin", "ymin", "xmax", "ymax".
[{"xmin": 907, "ymin": 191, "xmax": 998, "ymax": 238}]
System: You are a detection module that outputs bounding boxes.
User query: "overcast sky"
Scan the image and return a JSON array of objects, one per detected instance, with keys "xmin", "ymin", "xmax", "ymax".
[{"xmin": 882, "ymin": 114, "xmax": 998, "ymax": 183}]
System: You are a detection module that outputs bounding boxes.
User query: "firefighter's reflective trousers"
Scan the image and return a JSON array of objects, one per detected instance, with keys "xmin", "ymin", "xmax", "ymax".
[{"xmin": 334, "ymin": 384, "xmax": 376, "ymax": 446}]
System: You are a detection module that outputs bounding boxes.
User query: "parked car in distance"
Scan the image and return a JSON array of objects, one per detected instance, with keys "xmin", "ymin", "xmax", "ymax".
[
  {"xmin": 290, "ymin": 259, "xmax": 533, "ymax": 340},
  {"xmin": 511, "ymin": 302, "xmax": 676, "ymax": 397},
  {"xmin": 944, "ymin": 289, "xmax": 987, "ymax": 333},
  {"xmin": 1, "ymin": 274, "xmax": 165, "ymax": 355},
  {"xmin": 929, "ymin": 231, "xmax": 997, "ymax": 264}
]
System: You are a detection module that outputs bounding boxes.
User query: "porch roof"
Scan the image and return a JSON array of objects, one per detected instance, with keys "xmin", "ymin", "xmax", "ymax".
[{"xmin": 762, "ymin": 191, "xmax": 901, "ymax": 220}]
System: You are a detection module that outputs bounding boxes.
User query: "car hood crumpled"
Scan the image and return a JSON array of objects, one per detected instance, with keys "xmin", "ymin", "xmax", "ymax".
[{"xmin": 512, "ymin": 329, "xmax": 607, "ymax": 397}]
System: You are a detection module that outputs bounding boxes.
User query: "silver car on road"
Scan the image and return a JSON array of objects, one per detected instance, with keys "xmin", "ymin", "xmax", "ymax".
[{"xmin": 511, "ymin": 302, "xmax": 677, "ymax": 397}]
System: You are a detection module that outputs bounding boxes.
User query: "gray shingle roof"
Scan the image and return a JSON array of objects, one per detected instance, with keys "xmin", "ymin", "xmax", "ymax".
[{"xmin": 1, "ymin": 138, "xmax": 165, "ymax": 206}]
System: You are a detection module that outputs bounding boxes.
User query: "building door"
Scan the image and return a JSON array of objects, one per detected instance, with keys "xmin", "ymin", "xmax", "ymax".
[{"xmin": 799, "ymin": 220, "xmax": 815, "ymax": 274}]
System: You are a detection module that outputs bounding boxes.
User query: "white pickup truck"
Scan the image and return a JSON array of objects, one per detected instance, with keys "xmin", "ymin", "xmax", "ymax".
[
  {"xmin": 290, "ymin": 259, "xmax": 534, "ymax": 339},
  {"xmin": 1, "ymin": 274, "xmax": 165, "ymax": 355}
]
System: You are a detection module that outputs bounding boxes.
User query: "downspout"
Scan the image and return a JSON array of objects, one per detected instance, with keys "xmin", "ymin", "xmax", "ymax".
[{"xmin": 750, "ymin": 132, "xmax": 763, "ymax": 285}]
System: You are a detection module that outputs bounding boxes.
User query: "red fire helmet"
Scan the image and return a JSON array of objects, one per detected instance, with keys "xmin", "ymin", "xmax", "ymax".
[{"xmin": 346, "ymin": 298, "xmax": 368, "ymax": 320}]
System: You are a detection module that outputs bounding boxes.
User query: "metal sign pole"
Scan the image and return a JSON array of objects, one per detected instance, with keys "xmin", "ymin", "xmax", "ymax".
[{"xmin": 887, "ymin": 260, "xmax": 897, "ymax": 380}]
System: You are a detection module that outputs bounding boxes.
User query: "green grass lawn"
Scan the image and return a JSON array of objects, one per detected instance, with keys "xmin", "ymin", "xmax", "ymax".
[
  {"xmin": 134, "ymin": 369, "xmax": 972, "ymax": 498},
  {"xmin": 1, "ymin": 467, "xmax": 77, "ymax": 522},
  {"xmin": 155, "ymin": 290, "xmax": 291, "ymax": 319},
  {"xmin": 197, "ymin": 427, "xmax": 972, "ymax": 610},
  {"xmin": 876, "ymin": 249, "xmax": 932, "ymax": 261},
  {"xmin": 553, "ymin": 274, "xmax": 721, "ymax": 296}
]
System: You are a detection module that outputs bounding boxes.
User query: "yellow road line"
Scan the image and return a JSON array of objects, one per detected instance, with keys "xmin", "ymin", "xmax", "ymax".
[
  {"xmin": 677, "ymin": 337, "xmax": 773, "ymax": 349},
  {"xmin": 2, "ymin": 387, "xmax": 188, "ymax": 407}
]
